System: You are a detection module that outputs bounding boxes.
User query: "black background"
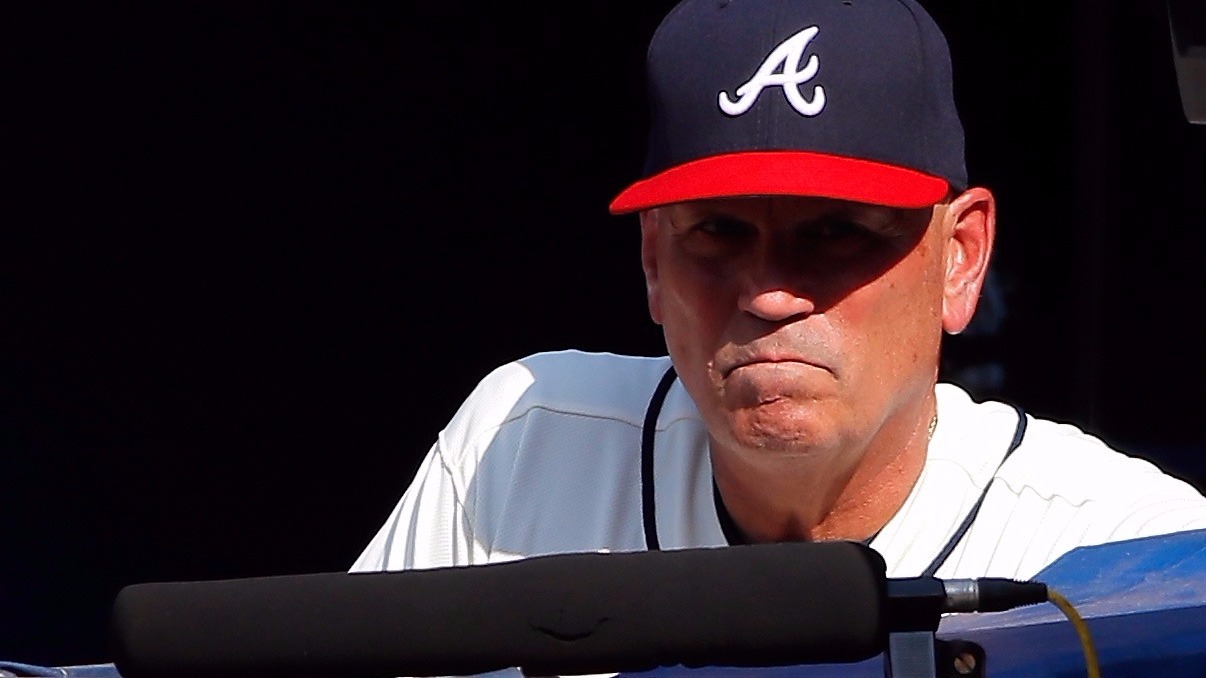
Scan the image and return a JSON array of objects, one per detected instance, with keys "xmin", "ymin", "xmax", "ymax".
[{"xmin": 4, "ymin": 0, "xmax": 1205, "ymax": 666}]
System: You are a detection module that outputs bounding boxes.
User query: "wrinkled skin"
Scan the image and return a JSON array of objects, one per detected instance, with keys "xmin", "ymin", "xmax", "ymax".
[{"xmin": 640, "ymin": 190, "xmax": 995, "ymax": 541}]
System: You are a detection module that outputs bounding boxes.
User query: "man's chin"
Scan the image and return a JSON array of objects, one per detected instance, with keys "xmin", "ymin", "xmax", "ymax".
[{"xmin": 722, "ymin": 402, "xmax": 836, "ymax": 455}]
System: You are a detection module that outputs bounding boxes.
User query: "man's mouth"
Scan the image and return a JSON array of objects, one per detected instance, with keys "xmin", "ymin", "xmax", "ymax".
[{"xmin": 722, "ymin": 355, "xmax": 831, "ymax": 378}]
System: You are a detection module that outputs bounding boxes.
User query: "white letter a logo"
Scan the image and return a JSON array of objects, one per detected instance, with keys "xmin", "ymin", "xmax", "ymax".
[{"xmin": 719, "ymin": 26, "xmax": 826, "ymax": 117}]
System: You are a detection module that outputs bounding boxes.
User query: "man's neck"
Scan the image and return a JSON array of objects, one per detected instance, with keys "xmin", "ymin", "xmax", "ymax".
[{"xmin": 709, "ymin": 402, "xmax": 936, "ymax": 544}]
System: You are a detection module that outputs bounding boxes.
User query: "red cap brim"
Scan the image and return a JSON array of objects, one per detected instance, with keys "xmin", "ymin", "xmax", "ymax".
[{"xmin": 608, "ymin": 151, "xmax": 950, "ymax": 214}]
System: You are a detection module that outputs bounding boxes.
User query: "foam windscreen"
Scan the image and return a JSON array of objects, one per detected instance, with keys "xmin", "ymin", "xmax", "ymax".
[{"xmin": 111, "ymin": 541, "xmax": 887, "ymax": 678}]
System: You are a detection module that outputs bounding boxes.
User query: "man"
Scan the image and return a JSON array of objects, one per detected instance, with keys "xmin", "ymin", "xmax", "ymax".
[{"xmin": 353, "ymin": 0, "xmax": 1206, "ymax": 579}]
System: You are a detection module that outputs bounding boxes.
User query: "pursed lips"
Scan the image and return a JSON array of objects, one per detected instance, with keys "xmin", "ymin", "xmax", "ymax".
[{"xmin": 720, "ymin": 353, "xmax": 834, "ymax": 378}]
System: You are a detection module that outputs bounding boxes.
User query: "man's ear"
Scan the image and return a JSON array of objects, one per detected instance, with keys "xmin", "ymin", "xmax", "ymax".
[
  {"xmin": 941, "ymin": 187, "xmax": 996, "ymax": 334},
  {"xmin": 639, "ymin": 209, "xmax": 664, "ymax": 325}
]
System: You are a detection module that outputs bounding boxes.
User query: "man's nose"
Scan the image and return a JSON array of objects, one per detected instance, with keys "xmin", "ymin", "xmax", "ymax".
[
  {"xmin": 736, "ymin": 248, "xmax": 818, "ymax": 322},
  {"xmin": 738, "ymin": 286, "xmax": 817, "ymax": 322}
]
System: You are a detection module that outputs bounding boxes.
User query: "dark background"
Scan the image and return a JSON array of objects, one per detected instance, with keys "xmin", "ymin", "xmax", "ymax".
[{"xmin": 4, "ymin": 0, "xmax": 1204, "ymax": 666}]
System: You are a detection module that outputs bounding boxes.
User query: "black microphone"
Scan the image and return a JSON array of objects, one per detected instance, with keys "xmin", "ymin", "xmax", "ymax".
[{"xmin": 111, "ymin": 541, "xmax": 888, "ymax": 678}]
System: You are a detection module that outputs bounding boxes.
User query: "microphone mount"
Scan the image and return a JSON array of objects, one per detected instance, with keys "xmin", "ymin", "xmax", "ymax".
[{"xmin": 883, "ymin": 577, "xmax": 1048, "ymax": 677}]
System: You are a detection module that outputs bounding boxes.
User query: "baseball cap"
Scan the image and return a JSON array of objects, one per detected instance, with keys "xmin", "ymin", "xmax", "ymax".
[{"xmin": 609, "ymin": 0, "xmax": 967, "ymax": 214}]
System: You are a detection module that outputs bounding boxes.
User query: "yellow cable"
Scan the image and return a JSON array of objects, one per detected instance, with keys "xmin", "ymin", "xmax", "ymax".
[{"xmin": 1047, "ymin": 587, "xmax": 1101, "ymax": 678}]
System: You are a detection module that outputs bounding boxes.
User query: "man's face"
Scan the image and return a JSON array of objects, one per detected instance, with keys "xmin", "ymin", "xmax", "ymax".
[{"xmin": 640, "ymin": 195, "xmax": 951, "ymax": 466}]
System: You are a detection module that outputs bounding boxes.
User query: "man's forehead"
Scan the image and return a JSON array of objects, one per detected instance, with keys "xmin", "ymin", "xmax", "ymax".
[{"xmin": 657, "ymin": 195, "xmax": 924, "ymax": 224}]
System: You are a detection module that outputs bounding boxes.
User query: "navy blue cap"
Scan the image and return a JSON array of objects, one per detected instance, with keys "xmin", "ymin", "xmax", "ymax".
[{"xmin": 610, "ymin": 0, "xmax": 967, "ymax": 213}]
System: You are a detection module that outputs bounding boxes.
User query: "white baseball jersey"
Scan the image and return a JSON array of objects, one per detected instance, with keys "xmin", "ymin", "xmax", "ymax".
[{"xmin": 352, "ymin": 350, "xmax": 1206, "ymax": 580}]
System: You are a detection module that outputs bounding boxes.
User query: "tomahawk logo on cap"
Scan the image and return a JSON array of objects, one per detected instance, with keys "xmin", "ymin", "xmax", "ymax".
[
  {"xmin": 609, "ymin": 0, "xmax": 966, "ymax": 213},
  {"xmin": 719, "ymin": 25, "xmax": 826, "ymax": 118}
]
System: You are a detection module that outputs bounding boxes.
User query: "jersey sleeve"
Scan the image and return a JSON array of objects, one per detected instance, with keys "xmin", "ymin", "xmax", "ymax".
[
  {"xmin": 1100, "ymin": 465, "xmax": 1206, "ymax": 541},
  {"xmin": 349, "ymin": 441, "xmax": 485, "ymax": 571},
  {"xmin": 348, "ymin": 358, "xmax": 540, "ymax": 572}
]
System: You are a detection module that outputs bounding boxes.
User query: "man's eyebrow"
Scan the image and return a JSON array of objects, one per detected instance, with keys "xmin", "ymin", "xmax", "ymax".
[
  {"xmin": 826, "ymin": 205, "xmax": 919, "ymax": 231},
  {"xmin": 668, "ymin": 210, "xmax": 753, "ymax": 229}
]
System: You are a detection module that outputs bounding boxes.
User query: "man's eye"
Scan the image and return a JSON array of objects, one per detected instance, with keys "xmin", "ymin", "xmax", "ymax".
[{"xmin": 696, "ymin": 218, "xmax": 753, "ymax": 238}]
